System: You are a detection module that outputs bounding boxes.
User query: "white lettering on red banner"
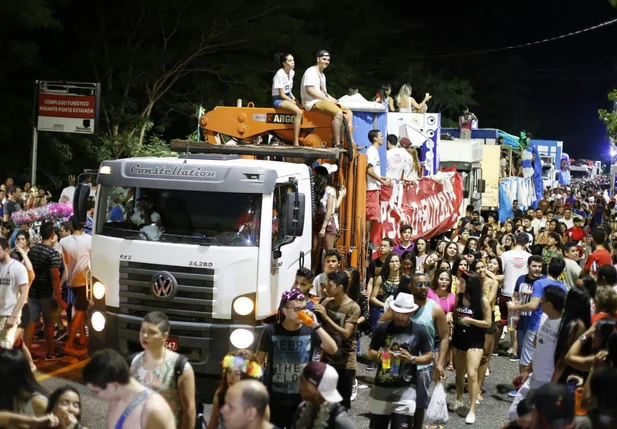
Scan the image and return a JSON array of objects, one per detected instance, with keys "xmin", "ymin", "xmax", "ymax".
[
  {"xmin": 38, "ymin": 94, "xmax": 96, "ymax": 119},
  {"xmin": 370, "ymin": 168, "xmax": 463, "ymax": 244}
]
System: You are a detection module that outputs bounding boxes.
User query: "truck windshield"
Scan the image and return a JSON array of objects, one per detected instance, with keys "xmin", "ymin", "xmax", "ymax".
[
  {"xmin": 542, "ymin": 166, "xmax": 552, "ymax": 179},
  {"xmin": 95, "ymin": 185, "xmax": 262, "ymax": 246}
]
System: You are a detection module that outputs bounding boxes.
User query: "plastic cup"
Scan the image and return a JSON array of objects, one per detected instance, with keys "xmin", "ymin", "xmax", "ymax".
[
  {"xmin": 575, "ymin": 388, "xmax": 587, "ymax": 416},
  {"xmin": 297, "ymin": 311, "xmax": 314, "ymax": 326},
  {"xmin": 381, "ymin": 347, "xmax": 391, "ymax": 370},
  {"xmin": 311, "ymin": 296, "xmax": 320, "ymax": 304},
  {"xmin": 507, "ymin": 314, "xmax": 518, "ymax": 332}
]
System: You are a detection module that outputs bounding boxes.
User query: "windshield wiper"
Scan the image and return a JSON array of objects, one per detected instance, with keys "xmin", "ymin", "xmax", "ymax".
[{"xmin": 161, "ymin": 233, "xmax": 221, "ymax": 246}]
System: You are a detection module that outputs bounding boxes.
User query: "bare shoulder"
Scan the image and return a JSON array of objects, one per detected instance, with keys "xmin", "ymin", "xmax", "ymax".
[
  {"xmin": 31, "ymin": 394, "xmax": 48, "ymax": 416},
  {"xmin": 144, "ymin": 392, "xmax": 175, "ymax": 428}
]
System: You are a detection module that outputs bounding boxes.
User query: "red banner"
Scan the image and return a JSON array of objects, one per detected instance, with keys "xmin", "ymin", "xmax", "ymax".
[{"xmin": 370, "ymin": 168, "xmax": 464, "ymax": 244}]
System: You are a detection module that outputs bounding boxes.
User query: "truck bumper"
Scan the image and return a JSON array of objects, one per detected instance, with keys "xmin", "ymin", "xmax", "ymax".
[{"xmin": 88, "ymin": 309, "xmax": 265, "ymax": 377}]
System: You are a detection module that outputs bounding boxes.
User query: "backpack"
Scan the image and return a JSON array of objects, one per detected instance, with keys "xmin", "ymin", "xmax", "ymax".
[{"xmin": 127, "ymin": 352, "xmax": 205, "ymax": 429}]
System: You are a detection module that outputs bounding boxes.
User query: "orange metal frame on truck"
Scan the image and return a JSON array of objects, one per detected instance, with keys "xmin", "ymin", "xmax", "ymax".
[
  {"xmin": 199, "ymin": 105, "xmax": 335, "ymax": 148},
  {"xmin": 174, "ymin": 104, "xmax": 367, "ymax": 277}
]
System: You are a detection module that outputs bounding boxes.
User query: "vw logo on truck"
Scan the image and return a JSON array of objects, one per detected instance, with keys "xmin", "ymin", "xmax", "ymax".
[{"xmin": 150, "ymin": 271, "xmax": 178, "ymax": 300}]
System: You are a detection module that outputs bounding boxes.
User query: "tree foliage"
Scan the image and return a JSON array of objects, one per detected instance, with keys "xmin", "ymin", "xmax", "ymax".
[
  {"xmin": 0, "ymin": 0, "xmax": 493, "ymax": 190},
  {"xmin": 598, "ymin": 89, "xmax": 617, "ymax": 142}
]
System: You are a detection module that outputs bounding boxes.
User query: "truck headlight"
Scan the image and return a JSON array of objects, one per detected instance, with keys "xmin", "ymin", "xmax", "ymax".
[
  {"xmin": 91, "ymin": 311, "xmax": 106, "ymax": 332},
  {"xmin": 93, "ymin": 281, "xmax": 106, "ymax": 300},
  {"xmin": 233, "ymin": 297, "xmax": 254, "ymax": 316},
  {"xmin": 230, "ymin": 328, "xmax": 254, "ymax": 349}
]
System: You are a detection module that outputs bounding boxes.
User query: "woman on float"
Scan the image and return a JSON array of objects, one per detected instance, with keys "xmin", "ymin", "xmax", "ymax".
[{"xmin": 272, "ymin": 53, "xmax": 303, "ymax": 146}]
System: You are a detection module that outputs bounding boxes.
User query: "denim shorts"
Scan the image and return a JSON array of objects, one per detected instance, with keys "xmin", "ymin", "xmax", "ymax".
[
  {"xmin": 273, "ymin": 93, "xmax": 292, "ymax": 108},
  {"xmin": 28, "ymin": 296, "xmax": 58, "ymax": 325}
]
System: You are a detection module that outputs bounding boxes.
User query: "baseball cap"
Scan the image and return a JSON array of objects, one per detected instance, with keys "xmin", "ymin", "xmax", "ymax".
[
  {"xmin": 302, "ymin": 362, "xmax": 343, "ymax": 403},
  {"xmin": 318, "ymin": 163, "xmax": 338, "ymax": 175},
  {"xmin": 531, "ymin": 383, "xmax": 575, "ymax": 429},
  {"xmin": 400, "ymin": 137, "xmax": 412, "ymax": 148}
]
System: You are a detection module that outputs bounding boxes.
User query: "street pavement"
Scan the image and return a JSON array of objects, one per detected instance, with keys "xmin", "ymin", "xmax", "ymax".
[{"xmin": 36, "ymin": 333, "xmax": 519, "ymax": 429}]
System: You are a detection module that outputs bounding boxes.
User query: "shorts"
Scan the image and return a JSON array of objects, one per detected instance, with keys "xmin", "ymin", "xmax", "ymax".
[
  {"xmin": 311, "ymin": 100, "xmax": 351, "ymax": 118},
  {"xmin": 498, "ymin": 295, "xmax": 512, "ymax": 327},
  {"xmin": 72, "ymin": 286, "xmax": 88, "ymax": 312},
  {"xmin": 520, "ymin": 329, "xmax": 537, "ymax": 367},
  {"xmin": 0, "ymin": 315, "xmax": 20, "ymax": 348},
  {"xmin": 369, "ymin": 305, "xmax": 384, "ymax": 331},
  {"xmin": 369, "ymin": 385, "xmax": 417, "ymax": 416},
  {"xmin": 366, "ymin": 190, "xmax": 381, "ymax": 221},
  {"xmin": 28, "ymin": 296, "xmax": 58, "ymax": 326},
  {"xmin": 19, "ymin": 304, "xmax": 30, "ymax": 329},
  {"xmin": 273, "ymin": 93, "xmax": 292, "ymax": 109},
  {"xmin": 325, "ymin": 215, "xmax": 338, "ymax": 235},
  {"xmin": 415, "ymin": 366, "xmax": 433, "ymax": 409},
  {"xmin": 460, "ymin": 128, "xmax": 472, "ymax": 139}
]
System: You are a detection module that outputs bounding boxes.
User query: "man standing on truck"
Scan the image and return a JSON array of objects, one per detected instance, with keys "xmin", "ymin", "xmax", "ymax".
[
  {"xmin": 459, "ymin": 107, "xmax": 477, "ymax": 140},
  {"xmin": 256, "ymin": 289, "xmax": 338, "ymax": 429},
  {"xmin": 300, "ymin": 50, "xmax": 352, "ymax": 148},
  {"xmin": 366, "ymin": 129, "xmax": 391, "ymax": 246}
]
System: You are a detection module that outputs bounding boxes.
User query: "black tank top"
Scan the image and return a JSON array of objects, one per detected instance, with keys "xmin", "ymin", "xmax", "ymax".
[{"xmin": 453, "ymin": 296, "xmax": 486, "ymax": 346}]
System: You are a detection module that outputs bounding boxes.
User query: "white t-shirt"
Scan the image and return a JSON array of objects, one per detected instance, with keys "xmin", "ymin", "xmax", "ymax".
[
  {"xmin": 367, "ymin": 146, "xmax": 381, "ymax": 191},
  {"xmin": 531, "ymin": 218, "xmax": 546, "ymax": 232},
  {"xmin": 272, "ymin": 68, "xmax": 294, "ymax": 97},
  {"xmin": 60, "ymin": 186, "xmax": 76, "ymax": 203},
  {"xmin": 386, "ymin": 148, "xmax": 412, "ymax": 181},
  {"xmin": 501, "ymin": 249, "xmax": 532, "ymax": 297},
  {"xmin": 562, "ymin": 218, "xmax": 574, "ymax": 229},
  {"xmin": 311, "ymin": 272, "xmax": 327, "ymax": 297},
  {"xmin": 301, "ymin": 66, "xmax": 326, "ymax": 110},
  {"xmin": 0, "ymin": 260, "xmax": 29, "ymax": 316},
  {"xmin": 59, "ymin": 234, "xmax": 92, "ymax": 287},
  {"xmin": 562, "ymin": 258, "xmax": 581, "ymax": 289},
  {"xmin": 530, "ymin": 314, "xmax": 561, "ymax": 389}
]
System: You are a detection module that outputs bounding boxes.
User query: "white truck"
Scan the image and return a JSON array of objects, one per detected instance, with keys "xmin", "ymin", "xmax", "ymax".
[
  {"xmin": 73, "ymin": 145, "xmax": 359, "ymax": 395},
  {"xmin": 439, "ymin": 138, "xmax": 486, "ymax": 214},
  {"xmin": 541, "ymin": 155, "xmax": 558, "ymax": 190}
]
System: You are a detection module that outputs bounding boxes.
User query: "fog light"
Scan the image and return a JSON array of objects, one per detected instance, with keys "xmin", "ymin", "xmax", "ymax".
[
  {"xmin": 230, "ymin": 328, "xmax": 254, "ymax": 349},
  {"xmin": 91, "ymin": 311, "xmax": 106, "ymax": 332},
  {"xmin": 233, "ymin": 297, "xmax": 254, "ymax": 316},
  {"xmin": 93, "ymin": 281, "xmax": 105, "ymax": 300}
]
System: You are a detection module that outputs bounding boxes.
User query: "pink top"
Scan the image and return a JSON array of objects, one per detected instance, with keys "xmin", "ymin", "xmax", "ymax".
[{"xmin": 428, "ymin": 288, "xmax": 456, "ymax": 314}]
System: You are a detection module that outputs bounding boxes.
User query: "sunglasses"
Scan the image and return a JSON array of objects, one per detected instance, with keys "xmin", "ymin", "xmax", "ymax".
[{"xmin": 416, "ymin": 281, "xmax": 430, "ymax": 288}]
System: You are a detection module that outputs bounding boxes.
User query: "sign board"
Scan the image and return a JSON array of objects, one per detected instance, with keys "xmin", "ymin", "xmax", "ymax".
[
  {"xmin": 36, "ymin": 81, "xmax": 100, "ymax": 134},
  {"xmin": 370, "ymin": 168, "xmax": 463, "ymax": 243}
]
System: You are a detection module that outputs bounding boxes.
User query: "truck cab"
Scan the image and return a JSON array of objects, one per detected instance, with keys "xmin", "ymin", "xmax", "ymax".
[
  {"xmin": 439, "ymin": 139, "xmax": 486, "ymax": 214},
  {"xmin": 541, "ymin": 156, "xmax": 558, "ymax": 190},
  {"xmin": 77, "ymin": 153, "xmax": 318, "ymax": 389}
]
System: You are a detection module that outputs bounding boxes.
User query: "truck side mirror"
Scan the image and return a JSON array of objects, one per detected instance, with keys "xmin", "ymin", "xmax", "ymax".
[
  {"xmin": 73, "ymin": 184, "xmax": 91, "ymax": 226},
  {"xmin": 285, "ymin": 192, "xmax": 305, "ymax": 237},
  {"xmin": 477, "ymin": 179, "xmax": 486, "ymax": 193}
]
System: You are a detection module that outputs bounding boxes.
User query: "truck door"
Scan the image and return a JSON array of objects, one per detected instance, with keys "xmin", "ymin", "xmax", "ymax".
[{"xmin": 470, "ymin": 167, "xmax": 482, "ymax": 211}]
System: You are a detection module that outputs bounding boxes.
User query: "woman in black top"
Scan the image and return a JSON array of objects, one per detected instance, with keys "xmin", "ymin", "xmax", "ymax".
[{"xmin": 450, "ymin": 272, "xmax": 491, "ymax": 425}]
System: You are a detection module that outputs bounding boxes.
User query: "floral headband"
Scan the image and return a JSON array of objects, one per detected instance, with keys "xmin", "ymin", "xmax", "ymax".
[
  {"xmin": 222, "ymin": 355, "xmax": 263, "ymax": 379},
  {"xmin": 281, "ymin": 289, "xmax": 305, "ymax": 303}
]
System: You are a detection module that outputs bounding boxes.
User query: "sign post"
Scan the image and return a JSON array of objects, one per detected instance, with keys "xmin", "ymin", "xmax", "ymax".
[{"xmin": 32, "ymin": 81, "xmax": 100, "ymax": 183}]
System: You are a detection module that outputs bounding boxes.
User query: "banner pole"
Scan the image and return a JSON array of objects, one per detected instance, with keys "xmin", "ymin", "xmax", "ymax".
[{"xmin": 31, "ymin": 127, "xmax": 38, "ymax": 185}]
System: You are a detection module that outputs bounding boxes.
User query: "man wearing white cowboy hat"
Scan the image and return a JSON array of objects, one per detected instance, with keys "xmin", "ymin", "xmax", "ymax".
[
  {"xmin": 367, "ymin": 293, "xmax": 433, "ymax": 429},
  {"xmin": 291, "ymin": 361, "xmax": 355, "ymax": 429}
]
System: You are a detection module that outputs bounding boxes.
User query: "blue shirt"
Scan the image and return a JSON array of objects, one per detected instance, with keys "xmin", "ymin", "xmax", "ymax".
[
  {"xmin": 514, "ymin": 274, "xmax": 545, "ymax": 333},
  {"xmin": 109, "ymin": 205, "xmax": 123, "ymax": 222},
  {"xmin": 529, "ymin": 278, "xmax": 567, "ymax": 331}
]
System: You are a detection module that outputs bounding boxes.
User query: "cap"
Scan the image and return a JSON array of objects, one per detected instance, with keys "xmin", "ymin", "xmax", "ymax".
[
  {"xmin": 471, "ymin": 219, "xmax": 481, "ymax": 226},
  {"xmin": 573, "ymin": 216, "xmax": 583, "ymax": 222},
  {"xmin": 472, "ymin": 210, "xmax": 480, "ymax": 215},
  {"xmin": 318, "ymin": 163, "xmax": 338, "ymax": 175},
  {"xmin": 302, "ymin": 362, "xmax": 343, "ymax": 403},
  {"xmin": 400, "ymin": 137, "xmax": 412, "ymax": 148},
  {"xmin": 389, "ymin": 292, "xmax": 419, "ymax": 314},
  {"xmin": 316, "ymin": 50, "xmax": 331, "ymax": 58},
  {"xmin": 531, "ymin": 383, "xmax": 575, "ymax": 429}
]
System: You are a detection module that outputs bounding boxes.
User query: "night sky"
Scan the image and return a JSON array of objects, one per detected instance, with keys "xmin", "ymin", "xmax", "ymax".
[{"xmin": 410, "ymin": 0, "xmax": 617, "ymax": 161}]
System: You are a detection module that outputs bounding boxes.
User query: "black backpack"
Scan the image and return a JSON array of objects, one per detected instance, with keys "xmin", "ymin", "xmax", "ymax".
[{"xmin": 127, "ymin": 352, "xmax": 205, "ymax": 429}]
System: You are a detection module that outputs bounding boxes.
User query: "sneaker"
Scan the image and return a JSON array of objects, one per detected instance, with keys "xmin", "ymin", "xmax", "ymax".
[
  {"xmin": 507, "ymin": 347, "xmax": 513, "ymax": 355},
  {"xmin": 509, "ymin": 355, "xmax": 520, "ymax": 362},
  {"xmin": 492, "ymin": 351, "xmax": 499, "ymax": 357},
  {"xmin": 54, "ymin": 329, "xmax": 68, "ymax": 342},
  {"xmin": 366, "ymin": 362, "xmax": 377, "ymax": 371},
  {"xmin": 485, "ymin": 368, "xmax": 490, "ymax": 377},
  {"xmin": 465, "ymin": 412, "xmax": 476, "ymax": 424},
  {"xmin": 45, "ymin": 351, "xmax": 65, "ymax": 361},
  {"xmin": 508, "ymin": 389, "xmax": 518, "ymax": 397},
  {"xmin": 350, "ymin": 379, "xmax": 358, "ymax": 401},
  {"xmin": 450, "ymin": 399, "xmax": 464, "ymax": 411}
]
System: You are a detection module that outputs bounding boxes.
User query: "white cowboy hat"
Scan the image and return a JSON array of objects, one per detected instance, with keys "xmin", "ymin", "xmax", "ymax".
[{"xmin": 390, "ymin": 292, "xmax": 419, "ymax": 314}]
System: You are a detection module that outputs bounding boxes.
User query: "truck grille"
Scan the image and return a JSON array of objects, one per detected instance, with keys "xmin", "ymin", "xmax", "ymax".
[{"xmin": 118, "ymin": 261, "xmax": 215, "ymax": 322}]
